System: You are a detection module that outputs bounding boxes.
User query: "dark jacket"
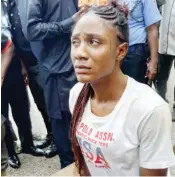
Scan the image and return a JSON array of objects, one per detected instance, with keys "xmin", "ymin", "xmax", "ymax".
[
  {"xmin": 8, "ymin": 0, "xmax": 38, "ymax": 68},
  {"xmin": 22, "ymin": 0, "xmax": 78, "ymax": 119}
]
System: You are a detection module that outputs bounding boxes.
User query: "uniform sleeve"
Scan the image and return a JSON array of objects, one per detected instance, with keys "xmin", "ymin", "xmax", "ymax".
[
  {"xmin": 143, "ymin": 0, "xmax": 161, "ymax": 27},
  {"xmin": 139, "ymin": 104, "xmax": 175, "ymax": 169},
  {"xmin": 25, "ymin": 0, "xmax": 74, "ymax": 41}
]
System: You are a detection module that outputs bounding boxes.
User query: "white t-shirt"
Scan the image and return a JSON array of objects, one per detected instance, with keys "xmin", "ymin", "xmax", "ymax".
[{"xmin": 69, "ymin": 77, "xmax": 175, "ymax": 176}]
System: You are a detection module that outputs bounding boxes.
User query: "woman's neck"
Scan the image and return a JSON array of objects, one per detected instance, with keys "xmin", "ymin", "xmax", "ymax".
[{"xmin": 90, "ymin": 69, "xmax": 128, "ymax": 103}]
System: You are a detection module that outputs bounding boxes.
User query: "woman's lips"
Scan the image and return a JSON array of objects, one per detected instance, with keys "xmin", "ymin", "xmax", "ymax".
[{"xmin": 75, "ymin": 65, "xmax": 91, "ymax": 74}]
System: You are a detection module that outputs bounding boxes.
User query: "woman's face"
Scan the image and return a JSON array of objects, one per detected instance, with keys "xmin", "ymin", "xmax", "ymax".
[{"xmin": 71, "ymin": 13, "xmax": 128, "ymax": 83}]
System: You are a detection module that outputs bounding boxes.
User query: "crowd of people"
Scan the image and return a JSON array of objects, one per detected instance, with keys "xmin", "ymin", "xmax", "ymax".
[{"xmin": 1, "ymin": 0, "xmax": 175, "ymax": 176}]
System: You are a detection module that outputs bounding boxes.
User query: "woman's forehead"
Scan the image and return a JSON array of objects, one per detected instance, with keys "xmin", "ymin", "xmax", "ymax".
[{"xmin": 72, "ymin": 13, "xmax": 115, "ymax": 36}]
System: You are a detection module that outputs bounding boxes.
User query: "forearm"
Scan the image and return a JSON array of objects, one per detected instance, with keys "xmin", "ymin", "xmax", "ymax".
[
  {"xmin": 1, "ymin": 44, "xmax": 14, "ymax": 86},
  {"xmin": 27, "ymin": 16, "xmax": 74, "ymax": 41},
  {"xmin": 147, "ymin": 24, "xmax": 159, "ymax": 63},
  {"xmin": 24, "ymin": 0, "xmax": 75, "ymax": 41},
  {"xmin": 140, "ymin": 167, "xmax": 168, "ymax": 176}
]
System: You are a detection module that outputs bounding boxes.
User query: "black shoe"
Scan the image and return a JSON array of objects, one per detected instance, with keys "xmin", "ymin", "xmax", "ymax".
[
  {"xmin": 45, "ymin": 143, "xmax": 57, "ymax": 158},
  {"xmin": 8, "ymin": 154, "xmax": 21, "ymax": 169},
  {"xmin": 35, "ymin": 138, "xmax": 51, "ymax": 149},
  {"xmin": 21, "ymin": 146, "xmax": 45, "ymax": 156}
]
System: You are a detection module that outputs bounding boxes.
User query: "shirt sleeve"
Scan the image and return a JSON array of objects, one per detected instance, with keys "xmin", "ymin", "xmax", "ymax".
[
  {"xmin": 139, "ymin": 104, "xmax": 175, "ymax": 169},
  {"xmin": 25, "ymin": 0, "xmax": 74, "ymax": 41},
  {"xmin": 143, "ymin": 0, "xmax": 161, "ymax": 27}
]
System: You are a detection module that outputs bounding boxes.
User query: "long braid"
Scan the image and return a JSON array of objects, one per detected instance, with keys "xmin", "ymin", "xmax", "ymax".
[
  {"xmin": 70, "ymin": 83, "xmax": 92, "ymax": 175},
  {"xmin": 70, "ymin": 2, "xmax": 129, "ymax": 176}
]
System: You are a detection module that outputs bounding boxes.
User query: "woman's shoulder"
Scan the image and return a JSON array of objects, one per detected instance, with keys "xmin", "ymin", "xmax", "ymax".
[
  {"xmin": 128, "ymin": 77, "xmax": 167, "ymax": 111},
  {"xmin": 69, "ymin": 82, "xmax": 85, "ymax": 114}
]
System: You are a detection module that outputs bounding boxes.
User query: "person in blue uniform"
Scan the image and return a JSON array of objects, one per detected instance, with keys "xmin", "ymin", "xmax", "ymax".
[{"xmin": 109, "ymin": 0, "xmax": 161, "ymax": 84}]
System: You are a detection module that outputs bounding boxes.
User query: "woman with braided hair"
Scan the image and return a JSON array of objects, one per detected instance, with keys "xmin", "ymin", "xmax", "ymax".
[{"xmin": 69, "ymin": 2, "xmax": 175, "ymax": 176}]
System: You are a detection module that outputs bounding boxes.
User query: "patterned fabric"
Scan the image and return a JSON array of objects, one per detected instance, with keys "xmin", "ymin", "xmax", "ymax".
[{"xmin": 1, "ymin": 0, "xmax": 12, "ymax": 53}]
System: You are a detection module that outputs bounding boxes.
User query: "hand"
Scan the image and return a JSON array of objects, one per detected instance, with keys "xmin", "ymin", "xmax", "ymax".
[
  {"xmin": 107, "ymin": 0, "xmax": 117, "ymax": 5},
  {"xmin": 78, "ymin": 4, "xmax": 90, "ymax": 10},
  {"xmin": 73, "ymin": 5, "xmax": 90, "ymax": 22},
  {"xmin": 21, "ymin": 65, "xmax": 29, "ymax": 86},
  {"xmin": 145, "ymin": 57, "xmax": 158, "ymax": 81}
]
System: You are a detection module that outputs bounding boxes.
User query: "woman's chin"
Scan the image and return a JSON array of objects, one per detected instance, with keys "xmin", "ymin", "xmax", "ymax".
[{"xmin": 76, "ymin": 75, "xmax": 92, "ymax": 83}]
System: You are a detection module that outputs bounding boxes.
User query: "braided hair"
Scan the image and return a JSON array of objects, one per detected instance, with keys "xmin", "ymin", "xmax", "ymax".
[{"xmin": 70, "ymin": 2, "xmax": 129, "ymax": 176}]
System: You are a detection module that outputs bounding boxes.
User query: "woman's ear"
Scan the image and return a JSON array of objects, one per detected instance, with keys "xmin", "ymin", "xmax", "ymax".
[{"xmin": 116, "ymin": 42, "xmax": 128, "ymax": 62}]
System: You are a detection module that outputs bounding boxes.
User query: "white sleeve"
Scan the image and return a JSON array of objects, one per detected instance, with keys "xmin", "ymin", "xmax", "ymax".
[
  {"xmin": 138, "ymin": 104, "xmax": 175, "ymax": 169},
  {"xmin": 69, "ymin": 83, "xmax": 84, "ymax": 115}
]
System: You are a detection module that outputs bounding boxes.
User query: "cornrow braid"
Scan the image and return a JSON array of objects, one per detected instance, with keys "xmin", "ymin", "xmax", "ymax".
[
  {"xmin": 90, "ymin": 4, "xmax": 129, "ymax": 43},
  {"xmin": 70, "ymin": 3, "xmax": 129, "ymax": 176}
]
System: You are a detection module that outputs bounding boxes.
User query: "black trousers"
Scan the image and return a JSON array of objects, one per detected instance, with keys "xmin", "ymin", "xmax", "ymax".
[
  {"xmin": 27, "ymin": 65, "xmax": 52, "ymax": 134},
  {"xmin": 51, "ymin": 111, "xmax": 74, "ymax": 169},
  {"xmin": 121, "ymin": 44, "xmax": 149, "ymax": 84},
  {"xmin": 155, "ymin": 54, "xmax": 175, "ymax": 101},
  {"xmin": 1, "ymin": 71, "xmax": 33, "ymax": 156}
]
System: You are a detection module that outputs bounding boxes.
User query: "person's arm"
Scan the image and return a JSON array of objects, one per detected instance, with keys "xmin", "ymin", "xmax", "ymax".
[
  {"xmin": 25, "ymin": 0, "xmax": 88, "ymax": 41},
  {"xmin": 1, "ymin": 42, "xmax": 14, "ymax": 86},
  {"xmin": 146, "ymin": 23, "xmax": 159, "ymax": 80},
  {"xmin": 140, "ymin": 168, "xmax": 167, "ymax": 176},
  {"xmin": 138, "ymin": 104, "xmax": 175, "ymax": 176},
  {"xmin": 143, "ymin": 0, "xmax": 161, "ymax": 80}
]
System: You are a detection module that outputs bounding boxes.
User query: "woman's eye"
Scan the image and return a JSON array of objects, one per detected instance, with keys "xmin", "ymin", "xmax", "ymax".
[
  {"xmin": 72, "ymin": 40, "xmax": 80, "ymax": 46},
  {"xmin": 89, "ymin": 39, "xmax": 100, "ymax": 46}
]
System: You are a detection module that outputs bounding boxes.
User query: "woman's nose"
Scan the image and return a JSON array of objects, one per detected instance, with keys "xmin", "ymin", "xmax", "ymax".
[{"xmin": 75, "ymin": 43, "xmax": 89, "ymax": 60}]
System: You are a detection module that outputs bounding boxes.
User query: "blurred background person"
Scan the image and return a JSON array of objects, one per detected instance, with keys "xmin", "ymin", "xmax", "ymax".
[
  {"xmin": 1, "ymin": 0, "xmax": 45, "ymax": 169},
  {"xmin": 1, "ymin": 2, "xmax": 14, "ymax": 174},
  {"xmin": 155, "ymin": 0, "xmax": 175, "ymax": 112},
  {"xmin": 7, "ymin": 0, "xmax": 57, "ymax": 158}
]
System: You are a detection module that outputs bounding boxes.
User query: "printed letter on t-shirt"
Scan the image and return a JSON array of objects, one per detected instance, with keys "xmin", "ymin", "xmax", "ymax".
[
  {"xmin": 95, "ymin": 147, "xmax": 110, "ymax": 168},
  {"xmin": 77, "ymin": 136, "xmax": 85, "ymax": 155},
  {"xmin": 83, "ymin": 141, "xmax": 94, "ymax": 161}
]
